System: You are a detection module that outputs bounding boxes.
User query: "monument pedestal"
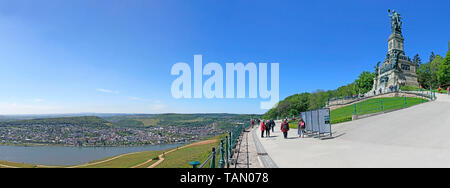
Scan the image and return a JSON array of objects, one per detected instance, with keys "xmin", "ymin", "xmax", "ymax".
[{"xmin": 368, "ymin": 10, "xmax": 419, "ymax": 96}]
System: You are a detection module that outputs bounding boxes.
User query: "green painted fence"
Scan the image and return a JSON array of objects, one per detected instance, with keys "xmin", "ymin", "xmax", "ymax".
[{"xmin": 190, "ymin": 122, "xmax": 250, "ymax": 168}]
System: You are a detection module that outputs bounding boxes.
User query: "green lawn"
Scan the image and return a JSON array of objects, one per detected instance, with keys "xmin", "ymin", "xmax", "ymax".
[
  {"xmin": 77, "ymin": 150, "xmax": 163, "ymax": 168},
  {"xmin": 155, "ymin": 141, "xmax": 219, "ymax": 168},
  {"xmin": 0, "ymin": 160, "xmax": 38, "ymax": 168},
  {"xmin": 288, "ymin": 120, "xmax": 298, "ymax": 129},
  {"xmin": 78, "ymin": 135, "xmax": 226, "ymax": 168},
  {"xmin": 155, "ymin": 134, "xmax": 227, "ymax": 168},
  {"xmin": 330, "ymin": 97, "xmax": 427, "ymax": 124}
]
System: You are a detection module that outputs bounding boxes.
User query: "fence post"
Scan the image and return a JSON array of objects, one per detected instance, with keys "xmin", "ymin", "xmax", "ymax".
[
  {"xmin": 233, "ymin": 129, "xmax": 236, "ymax": 149},
  {"xmin": 218, "ymin": 140, "xmax": 225, "ymax": 168},
  {"xmin": 353, "ymin": 104, "xmax": 357, "ymax": 115},
  {"xmin": 228, "ymin": 132, "xmax": 232, "ymax": 158},
  {"xmin": 404, "ymin": 95, "xmax": 407, "ymax": 108},
  {"xmin": 210, "ymin": 147, "xmax": 216, "ymax": 168},
  {"xmin": 225, "ymin": 136, "xmax": 229, "ymax": 168},
  {"xmin": 430, "ymin": 88, "xmax": 432, "ymax": 100},
  {"xmin": 189, "ymin": 161, "xmax": 201, "ymax": 168},
  {"xmin": 421, "ymin": 88, "xmax": 423, "ymax": 103},
  {"xmin": 380, "ymin": 100, "xmax": 383, "ymax": 112}
]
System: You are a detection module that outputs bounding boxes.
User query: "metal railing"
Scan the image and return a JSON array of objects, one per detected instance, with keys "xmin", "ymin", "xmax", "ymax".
[
  {"xmin": 329, "ymin": 94, "xmax": 432, "ymax": 124},
  {"xmin": 327, "ymin": 89, "xmax": 436, "ymax": 108},
  {"xmin": 189, "ymin": 123, "xmax": 249, "ymax": 168}
]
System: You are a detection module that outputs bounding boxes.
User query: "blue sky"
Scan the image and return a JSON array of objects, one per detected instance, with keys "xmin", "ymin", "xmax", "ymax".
[{"xmin": 0, "ymin": 0, "xmax": 449, "ymax": 114}]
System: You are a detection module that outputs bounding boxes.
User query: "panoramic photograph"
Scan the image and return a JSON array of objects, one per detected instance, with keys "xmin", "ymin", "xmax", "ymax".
[{"xmin": 1, "ymin": 0, "xmax": 449, "ymax": 177}]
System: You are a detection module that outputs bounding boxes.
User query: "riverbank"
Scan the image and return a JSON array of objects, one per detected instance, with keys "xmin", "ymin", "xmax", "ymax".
[
  {"xmin": 0, "ymin": 141, "xmax": 190, "ymax": 147},
  {"xmin": 0, "ymin": 144, "xmax": 181, "ymax": 166},
  {"xmin": 0, "ymin": 135, "xmax": 223, "ymax": 168}
]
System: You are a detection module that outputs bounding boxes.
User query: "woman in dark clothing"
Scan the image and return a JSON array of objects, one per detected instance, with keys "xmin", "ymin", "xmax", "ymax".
[
  {"xmin": 270, "ymin": 120, "xmax": 275, "ymax": 133},
  {"xmin": 281, "ymin": 119, "xmax": 289, "ymax": 139},
  {"xmin": 265, "ymin": 120, "xmax": 271, "ymax": 137}
]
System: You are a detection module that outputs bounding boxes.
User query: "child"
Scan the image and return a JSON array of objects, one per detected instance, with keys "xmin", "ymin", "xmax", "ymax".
[{"xmin": 298, "ymin": 119, "xmax": 306, "ymax": 138}]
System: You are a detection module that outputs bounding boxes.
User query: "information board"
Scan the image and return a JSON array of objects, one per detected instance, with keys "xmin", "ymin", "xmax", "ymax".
[{"xmin": 318, "ymin": 109, "xmax": 331, "ymax": 134}]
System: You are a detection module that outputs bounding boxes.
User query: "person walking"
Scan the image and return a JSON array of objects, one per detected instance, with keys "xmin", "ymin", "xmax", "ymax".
[
  {"xmin": 270, "ymin": 119, "xmax": 275, "ymax": 133},
  {"xmin": 265, "ymin": 120, "xmax": 271, "ymax": 137},
  {"xmin": 281, "ymin": 119, "xmax": 289, "ymax": 139},
  {"xmin": 251, "ymin": 119, "xmax": 254, "ymax": 128},
  {"xmin": 260, "ymin": 120, "xmax": 265, "ymax": 138},
  {"xmin": 447, "ymin": 87, "xmax": 449, "ymax": 95},
  {"xmin": 298, "ymin": 119, "xmax": 306, "ymax": 138}
]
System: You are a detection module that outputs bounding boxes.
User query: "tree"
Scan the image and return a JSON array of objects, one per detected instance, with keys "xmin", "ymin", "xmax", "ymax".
[
  {"xmin": 413, "ymin": 54, "xmax": 422, "ymax": 68},
  {"xmin": 417, "ymin": 53, "xmax": 443, "ymax": 89},
  {"xmin": 437, "ymin": 49, "xmax": 450, "ymax": 86},
  {"xmin": 276, "ymin": 102, "xmax": 291, "ymax": 118},
  {"xmin": 417, "ymin": 63, "xmax": 432, "ymax": 88},
  {"xmin": 430, "ymin": 52, "xmax": 436, "ymax": 63},
  {"xmin": 288, "ymin": 108, "xmax": 299, "ymax": 117},
  {"xmin": 355, "ymin": 71, "xmax": 375, "ymax": 94},
  {"xmin": 262, "ymin": 108, "xmax": 277, "ymax": 119},
  {"xmin": 309, "ymin": 90, "xmax": 328, "ymax": 110},
  {"xmin": 430, "ymin": 55, "xmax": 443, "ymax": 88},
  {"xmin": 335, "ymin": 83, "xmax": 356, "ymax": 98}
]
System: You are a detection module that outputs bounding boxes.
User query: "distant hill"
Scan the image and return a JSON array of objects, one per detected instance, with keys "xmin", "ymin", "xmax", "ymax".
[
  {"xmin": 0, "ymin": 116, "xmax": 112, "ymax": 127},
  {"xmin": 0, "ymin": 113, "xmax": 138, "ymax": 122},
  {"xmin": 0, "ymin": 113, "xmax": 260, "ymax": 130},
  {"xmin": 103, "ymin": 113, "xmax": 259, "ymax": 129}
]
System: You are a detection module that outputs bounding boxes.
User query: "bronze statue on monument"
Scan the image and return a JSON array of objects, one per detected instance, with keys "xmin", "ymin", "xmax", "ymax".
[{"xmin": 388, "ymin": 9, "xmax": 402, "ymax": 34}]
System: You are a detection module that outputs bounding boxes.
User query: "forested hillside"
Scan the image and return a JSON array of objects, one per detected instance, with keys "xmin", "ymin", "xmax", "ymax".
[
  {"xmin": 0, "ymin": 116, "xmax": 112, "ymax": 127},
  {"xmin": 104, "ymin": 113, "xmax": 258, "ymax": 130}
]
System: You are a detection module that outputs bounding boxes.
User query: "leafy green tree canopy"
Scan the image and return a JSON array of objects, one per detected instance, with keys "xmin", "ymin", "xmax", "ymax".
[
  {"xmin": 354, "ymin": 71, "xmax": 374, "ymax": 94},
  {"xmin": 437, "ymin": 49, "xmax": 450, "ymax": 86}
]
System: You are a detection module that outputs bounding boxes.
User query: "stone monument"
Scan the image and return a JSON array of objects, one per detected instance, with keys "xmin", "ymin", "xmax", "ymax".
[{"xmin": 370, "ymin": 10, "xmax": 419, "ymax": 95}]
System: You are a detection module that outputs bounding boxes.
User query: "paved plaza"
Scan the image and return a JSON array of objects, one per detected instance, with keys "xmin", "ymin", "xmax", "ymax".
[{"xmin": 256, "ymin": 94, "xmax": 450, "ymax": 168}]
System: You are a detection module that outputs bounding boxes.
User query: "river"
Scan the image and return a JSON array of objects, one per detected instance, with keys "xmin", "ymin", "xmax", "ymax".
[{"xmin": 0, "ymin": 144, "xmax": 182, "ymax": 166}]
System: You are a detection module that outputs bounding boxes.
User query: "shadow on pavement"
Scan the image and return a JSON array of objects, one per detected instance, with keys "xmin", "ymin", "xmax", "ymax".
[{"xmin": 318, "ymin": 133, "xmax": 346, "ymax": 140}]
